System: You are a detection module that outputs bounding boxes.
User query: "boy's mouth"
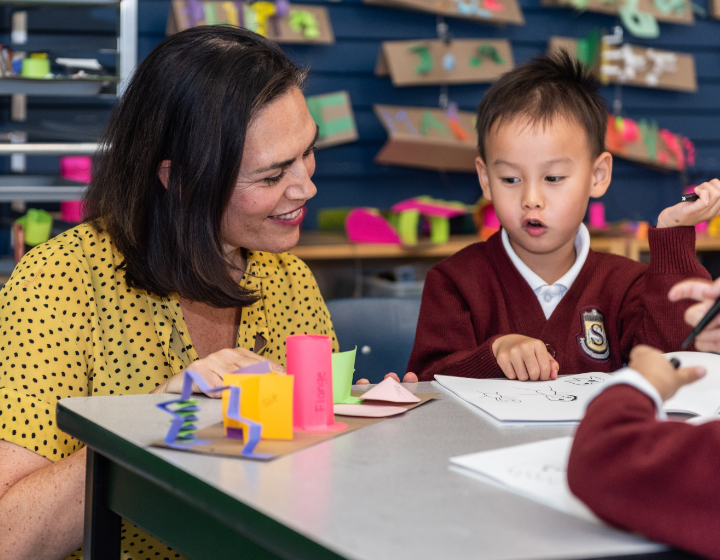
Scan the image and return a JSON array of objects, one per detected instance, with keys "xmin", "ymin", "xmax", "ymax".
[{"xmin": 523, "ymin": 219, "xmax": 547, "ymax": 237}]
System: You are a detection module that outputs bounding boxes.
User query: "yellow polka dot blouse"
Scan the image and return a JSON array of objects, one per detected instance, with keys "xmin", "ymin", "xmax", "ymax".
[{"xmin": 0, "ymin": 223, "xmax": 338, "ymax": 560}]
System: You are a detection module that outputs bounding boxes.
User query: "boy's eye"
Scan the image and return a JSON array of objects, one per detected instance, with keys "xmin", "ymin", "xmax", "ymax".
[
  {"xmin": 501, "ymin": 177, "xmax": 520, "ymax": 184},
  {"xmin": 265, "ymin": 170, "xmax": 286, "ymax": 185},
  {"xmin": 545, "ymin": 176, "xmax": 564, "ymax": 183}
]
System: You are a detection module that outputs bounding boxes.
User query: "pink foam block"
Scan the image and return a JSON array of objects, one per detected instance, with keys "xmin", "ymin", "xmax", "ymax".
[
  {"xmin": 391, "ymin": 198, "xmax": 468, "ymax": 218},
  {"xmin": 482, "ymin": 205, "xmax": 500, "ymax": 229},
  {"xmin": 333, "ymin": 404, "xmax": 407, "ymax": 417},
  {"xmin": 588, "ymin": 202, "xmax": 607, "ymax": 229},
  {"xmin": 360, "ymin": 377, "xmax": 420, "ymax": 404},
  {"xmin": 286, "ymin": 334, "xmax": 347, "ymax": 433},
  {"xmin": 345, "ymin": 208, "xmax": 402, "ymax": 244}
]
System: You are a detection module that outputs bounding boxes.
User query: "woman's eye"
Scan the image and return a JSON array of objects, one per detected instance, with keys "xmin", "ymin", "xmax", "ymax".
[
  {"xmin": 265, "ymin": 171, "xmax": 286, "ymax": 185},
  {"xmin": 502, "ymin": 177, "xmax": 519, "ymax": 184},
  {"xmin": 303, "ymin": 146, "xmax": 316, "ymax": 158},
  {"xmin": 546, "ymin": 176, "xmax": 564, "ymax": 183}
]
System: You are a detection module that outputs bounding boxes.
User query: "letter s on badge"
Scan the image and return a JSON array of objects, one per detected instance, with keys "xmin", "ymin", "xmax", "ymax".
[{"xmin": 577, "ymin": 307, "xmax": 610, "ymax": 360}]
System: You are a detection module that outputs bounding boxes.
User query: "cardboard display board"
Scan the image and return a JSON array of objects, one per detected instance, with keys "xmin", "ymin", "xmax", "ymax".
[
  {"xmin": 712, "ymin": 0, "xmax": 720, "ymax": 18},
  {"xmin": 374, "ymin": 104, "xmax": 478, "ymax": 173},
  {"xmin": 548, "ymin": 37, "xmax": 697, "ymax": 92},
  {"xmin": 376, "ymin": 39, "xmax": 514, "ymax": 87},
  {"xmin": 364, "ymin": 0, "xmax": 524, "ymax": 26},
  {"xmin": 167, "ymin": 0, "xmax": 334, "ymax": 44},
  {"xmin": 154, "ymin": 392, "xmax": 438, "ymax": 460},
  {"xmin": 306, "ymin": 91, "xmax": 359, "ymax": 149},
  {"xmin": 607, "ymin": 115, "xmax": 694, "ymax": 171},
  {"xmin": 542, "ymin": 0, "xmax": 693, "ymax": 25}
]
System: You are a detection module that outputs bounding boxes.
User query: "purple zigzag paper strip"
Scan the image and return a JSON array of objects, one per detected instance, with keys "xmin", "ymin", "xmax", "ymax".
[
  {"xmin": 184, "ymin": 0, "xmax": 205, "ymax": 27},
  {"xmin": 232, "ymin": 360, "xmax": 272, "ymax": 374},
  {"xmin": 236, "ymin": 1, "xmax": 245, "ymax": 27},
  {"xmin": 156, "ymin": 370, "xmax": 273, "ymax": 459},
  {"xmin": 446, "ymin": 102, "xmax": 459, "ymax": 121},
  {"xmin": 380, "ymin": 109, "xmax": 418, "ymax": 136}
]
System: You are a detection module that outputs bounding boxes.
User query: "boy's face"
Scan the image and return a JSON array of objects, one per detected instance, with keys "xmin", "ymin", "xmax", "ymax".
[{"xmin": 476, "ymin": 116, "xmax": 612, "ymax": 265}]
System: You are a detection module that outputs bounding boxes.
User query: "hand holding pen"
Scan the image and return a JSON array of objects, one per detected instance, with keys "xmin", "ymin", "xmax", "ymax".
[
  {"xmin": 657, "ymin": 179, "xmax": 720, "ymax": 229},
  {"xmin": 669, "ymin": 277, "xmax": 720, "ymax": 352}
]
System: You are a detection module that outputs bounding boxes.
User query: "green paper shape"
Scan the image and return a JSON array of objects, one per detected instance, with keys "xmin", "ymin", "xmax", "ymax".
[
  {"xmin": 289, "ymin": 10, "xmax": 320, "ymax": 38},
  {"xmin": 397, "ymin": 209, "xmax": 420, "ymax": 245},
  {"xmin": 332, "ymin": 347, "xmax": 362, "ymax": 404},
  {"xmin": 429, "ymin": 216, "xmax": 450, "ymax": 244},
  {"xmin": 619, "ymin": 0, "xmax": 660, "ymax": 38},
  {"xmin": 576, "ymin": 28, "xmax": 600, "ymax": 67},
  {"xmin": 306, "ymin": 93, "xmax": 355, "ymax": 140},
  {"xmin": 420, "ymin": 111, "xmax": 448, "ymax": 136},
  {"xmin": 639, "ymin": 119, "xmax": 659, "ymax": 161},
  {"xmin": 653, "ymin": 0, "xmax": 684, "ymax": 14},
  {"xmin": 409, "ymin": 45, "xmax": 433, "ymax": 75},
  {"xmin": 203, "ymin": 2, "xmax": 219, "ymax": 24},
  {"xmin": 471, "ymin": 44, "xmax": 505, "ymax": 67},
  {"xmin": 15, "ymin": 209, "xmax": 53, "ymax": 247}
]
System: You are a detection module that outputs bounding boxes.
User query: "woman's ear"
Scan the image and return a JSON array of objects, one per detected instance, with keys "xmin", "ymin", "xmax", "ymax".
[{"xmin": 158, "ymin": 160, "xmax": 171, "ymax": 189}]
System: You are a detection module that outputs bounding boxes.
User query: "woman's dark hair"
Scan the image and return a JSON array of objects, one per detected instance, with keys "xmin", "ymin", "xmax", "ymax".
[
  {"xmin": 84, "ymin": 26, "xmax": 306, "ymax": 308},
  {"xmin": 475, "ymin": 50, "xmax": 607, "ymax": 162}
]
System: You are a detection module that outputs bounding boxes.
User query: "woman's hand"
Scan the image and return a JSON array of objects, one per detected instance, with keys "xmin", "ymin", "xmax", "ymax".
[
  {"xmin": 669, "ymin": 277, "xmax": 720, "ymax": 352},
  {"xmin": 355, "ymin": 372, "xmax": 419, "ymax": 385},
  {"xmin": 627, "ymin": 345, "xmax": 705, "ymax": 401},
  {"xmin": 657, "ymin": 179, "xmax": 720, "ymax": 228},
  {"xmin": 151, "ymin": 348, "xmax": 285, "ymax": 398}
]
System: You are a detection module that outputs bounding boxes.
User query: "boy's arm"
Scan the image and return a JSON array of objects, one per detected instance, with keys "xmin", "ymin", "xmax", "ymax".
[
  {"xmin": 407, "ymin": 268, "xmax": 505, "ymax": 381},
  {"xmin": 568, "ymin": 362, "xmax": 720, "ymax": 559},
  {"xmin": 618, "ymin": 226, "xmax": 709, "ymax": 357}
]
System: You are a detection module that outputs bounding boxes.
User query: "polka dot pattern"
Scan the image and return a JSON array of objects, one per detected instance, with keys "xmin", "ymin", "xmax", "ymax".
[{"xmin": 0, "ymin": 223, "xmax": 338, "ymax": 560}]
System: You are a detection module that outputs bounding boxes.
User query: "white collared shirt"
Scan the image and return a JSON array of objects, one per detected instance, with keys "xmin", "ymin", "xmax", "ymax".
[{"xmin": 501, "ymin": 223, "xmax": 590, "ymax": 320}]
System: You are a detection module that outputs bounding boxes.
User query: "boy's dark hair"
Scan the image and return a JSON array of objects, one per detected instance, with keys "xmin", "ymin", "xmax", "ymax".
[
  {"xmin": 84, "ymin": 26, "xmax": 306, "ymax": 308},
  {"xmin": 475, "ymin": 50, "xmax": 607, "ymax": 162}
]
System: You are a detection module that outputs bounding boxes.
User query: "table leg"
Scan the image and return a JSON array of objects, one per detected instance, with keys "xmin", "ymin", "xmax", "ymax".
[{"xmin": 83, "ymin": 447, "xmax": 121, "ymax": 560}]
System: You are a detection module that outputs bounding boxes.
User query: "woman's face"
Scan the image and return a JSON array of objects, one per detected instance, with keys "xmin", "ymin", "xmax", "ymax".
[{"xmin": 222, "ymin": 87, "xmax": 318, "ymax": 256}]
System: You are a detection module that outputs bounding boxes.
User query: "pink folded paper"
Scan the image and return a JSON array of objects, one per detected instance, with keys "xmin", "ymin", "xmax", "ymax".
[
  {"xmin": 391, "ymin": 198, "xmax": 468, "ymax": 219},
  {"xmin": 360, "ymin": 377, "xmax": 421, "ymax": 403},
  {"xmin": 333, "ymin": 404, "xmax": 407, "ymax": 418},
  {"xmin": 345, "ymin": 208, "xmax": 402, "ymax": 244}
]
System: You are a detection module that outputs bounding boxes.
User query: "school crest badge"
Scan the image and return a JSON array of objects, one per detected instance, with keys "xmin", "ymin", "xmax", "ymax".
[{"xmin": 577, "ymin": 308, "xmax": 610, "ymax": 360}]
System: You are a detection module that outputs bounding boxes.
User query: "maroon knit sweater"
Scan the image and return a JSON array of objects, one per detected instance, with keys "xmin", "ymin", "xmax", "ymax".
[
  {"xmin": 408, "ymin": 226, "xmax": 709, "ymax": 381},
  {"xmin": 568, "ymin": 385, "xmax": 720, "ymax": 559}
]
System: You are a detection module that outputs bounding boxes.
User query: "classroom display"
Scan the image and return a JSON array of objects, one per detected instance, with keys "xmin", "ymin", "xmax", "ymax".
[
  {"xmin": 154, "ymin": 335, "xmax": 438, "ymax": 460},
  {"xmin": 167, "ymin": 0, "xmax": 335, "ymax": 43},
  {"xmin": 713, "ymin": 0, "xmax": 720, "ymax": 18},
  {"xmin": 375, "ymin": 39, "xmax": 514, "ymax": 87},
  {"xmin": 306, "ymin": 91, "xmax": 359, "ymax": 149},
  {"xmin": 548, "ymin": 36, "xmax": 697, "ymax": 92},
  {"xmin": 541, "ymin": 0, "xmax": 693, "ymax": 38},
  {"xmin": 363, "ymin": 0, "xmax": 524, "ymax": 25},
  {"xmin": 606, "ymin": 115, "xmax": 695, "ymax": 171},
  {"xmin": 374, "ymin": 103, "xmax": 477, "ymax": 172}
]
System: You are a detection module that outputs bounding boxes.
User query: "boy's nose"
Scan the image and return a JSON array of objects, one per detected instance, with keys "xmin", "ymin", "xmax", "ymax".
[{"xmin": 521, "ymin": 185, "xmax": 544, "ymax": 209}]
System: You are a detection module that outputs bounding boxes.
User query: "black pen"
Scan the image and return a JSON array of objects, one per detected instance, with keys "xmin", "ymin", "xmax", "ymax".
[
  {"xmin": 669, "ymin": 357, "xmax": 681, "ymax": 369},
  {"xmin": 681, "ymin": 296, "xmax": 720, "ymax": 349},
  {"xmin": 681, "ymin": 192, "xmax": 700, "ymax": 202}
]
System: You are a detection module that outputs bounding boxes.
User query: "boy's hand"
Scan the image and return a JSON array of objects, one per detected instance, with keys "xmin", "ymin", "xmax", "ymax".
[
  {"xmin": 627, "ymin": 345, "xmax": 705, "ymax": 401},
  {"xmin": 355, "ymin": 372, "xmax": 419, "ymax": 385},
  {"xmin": 657, "ymin": 179, "xmax": 720, "ymax": 228},
  {"xmin": 669, "ymin": 276, "xmax": 720, "ymax": 352},
  {"xmin": 492, "ymin": 334, "xmax": 559, "ymax": 381}
]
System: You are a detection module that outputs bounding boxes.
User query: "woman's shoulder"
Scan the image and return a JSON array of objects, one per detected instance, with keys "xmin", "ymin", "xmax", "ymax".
[{"xmin": 247, "ymin": 249, "xmax": 314, "ymax": 275}]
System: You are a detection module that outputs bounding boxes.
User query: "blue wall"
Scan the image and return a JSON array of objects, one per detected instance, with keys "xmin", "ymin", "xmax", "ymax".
[{"xmin": 1, "ymin": 0, "xmax": 718, "ymax": 229}]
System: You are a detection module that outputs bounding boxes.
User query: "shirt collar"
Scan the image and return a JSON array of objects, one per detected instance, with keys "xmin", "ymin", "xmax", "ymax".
[{"xmin": 501, "ymin": 223, "xmax": 590, "ymax": 293}]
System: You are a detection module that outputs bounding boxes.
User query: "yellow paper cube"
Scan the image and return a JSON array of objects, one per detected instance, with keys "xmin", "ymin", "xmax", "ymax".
[{"xmin": 222, "ymin": 372, "xmax": 294, "ymax": 440}]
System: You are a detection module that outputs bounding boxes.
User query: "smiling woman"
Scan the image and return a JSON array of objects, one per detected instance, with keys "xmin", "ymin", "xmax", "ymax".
[{"xmin": 0, "ymin": 27, "xmax": 337, "ymax": 560}]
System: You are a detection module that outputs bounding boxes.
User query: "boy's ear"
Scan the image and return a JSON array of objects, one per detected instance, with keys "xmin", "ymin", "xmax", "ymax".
[
  {"xmin": 475, "ymin": 156, "xmax": 493, "ymax": 201},
  {"xmin": 590, "ymin": 151, "xmax": 612, "ymax": 198},
  {"xmin": 158, "ymin": 160, "xmax": 171, "ymax": 189}
]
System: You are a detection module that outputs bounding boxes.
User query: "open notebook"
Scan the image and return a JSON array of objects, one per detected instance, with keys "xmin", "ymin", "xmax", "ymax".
[{"xmin": 434, "ymin": 351, "xmax": 720, "ymax": 426}]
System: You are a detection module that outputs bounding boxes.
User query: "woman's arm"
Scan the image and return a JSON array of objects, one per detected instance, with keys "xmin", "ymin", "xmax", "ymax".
[{"xmin": 0, "ymin": 440, "xmax": 86, "ymax": 560}]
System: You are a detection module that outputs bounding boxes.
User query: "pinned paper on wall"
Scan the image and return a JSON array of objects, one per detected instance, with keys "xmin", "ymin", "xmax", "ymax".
[
  {"xmin": 363, "ymin": 0, "xmax": 524, "ymax": 24},
  {"xmin": 305, "ymin": 91, "xmax": 359, "ymax": 149},
  {"xmin": 541, "ymin": 0, "xmax": 693, "ymax": 33},
  {"xmin": 167, "ymin": 0, "xmax": 334, "ymax": 44},
  {"xmin": 222, "ymin": 372, "xmax": 294, "ymax": 440},
  {"xmin": 549, "ymin": 36, "xmax": 696, "ymax": 92},
  {"xmin": 607, "ymin": 114, "xmax": 694, "ymax": 171},
  {"xmin": 375, "ymin": 39, "xmax": 514, "ymax": 87},
  {"xmin": 374, "ymin": 104, "xmax": 478, "ymax": 172},
  {"xmin": 332, "ymin": 347, "xmax": 364, "ymax": 404}
]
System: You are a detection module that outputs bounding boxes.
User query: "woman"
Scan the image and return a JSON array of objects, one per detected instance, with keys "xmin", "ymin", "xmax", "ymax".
[{"xmin": 0, "ymin": 26, "xmax": 338, "ymax": 560}]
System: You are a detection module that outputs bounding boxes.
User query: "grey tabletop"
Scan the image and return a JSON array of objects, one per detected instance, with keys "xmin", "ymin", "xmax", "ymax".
[{"xmin": 59, "ymin": 381, "xmax": 667, "ymax": 560}]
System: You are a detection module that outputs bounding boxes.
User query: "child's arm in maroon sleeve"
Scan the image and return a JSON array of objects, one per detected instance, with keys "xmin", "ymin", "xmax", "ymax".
[
  {"xmin": 618, "ymin": 226, "xmax": 709, "ymax": 358},
  {"xmin": 568, "ymin": 384, "xmax": 720, "ymax": 560},
  {"xmin": 407, "ymin": 268, "xmax": 504, "ymax": 381}
]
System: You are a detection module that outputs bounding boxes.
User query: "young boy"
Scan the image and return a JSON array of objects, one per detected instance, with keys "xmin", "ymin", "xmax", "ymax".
[{"xmin": 407, "ymin": 51, "xmax": 720, "ymax": 382}]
